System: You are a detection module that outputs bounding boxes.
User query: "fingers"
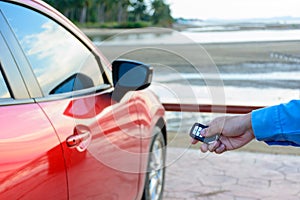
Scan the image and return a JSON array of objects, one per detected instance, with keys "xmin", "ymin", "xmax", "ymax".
[
  {"xmin": 200, "ymin": 140, "xmax": 223, "ymax": 153},
  {"xmin": 201, "ymin": 119, "xmax": 224, "ymax": 138},
  {"xmin": 200, "ymin": 141, "xmax": 226, "ymax": 154},
  {"xmin": 191, "ymin": 138, "xmax": 199, "ymax": 144},
  {"xmin": 200, "ymin": 143, "xmax": 208, "ymax": 152},
  {"xmin": 191, "ymin": 134, "xmax": 225, "ymax": 154},
  {"xmin": 215, "ymin": 143, "xmax": 226, "ymax": 154}
]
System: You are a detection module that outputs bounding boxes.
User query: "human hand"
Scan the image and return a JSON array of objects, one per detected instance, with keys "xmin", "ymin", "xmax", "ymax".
[{"xmin": 191, "ymin": 113, "xmax": 255, "ymax": 154}]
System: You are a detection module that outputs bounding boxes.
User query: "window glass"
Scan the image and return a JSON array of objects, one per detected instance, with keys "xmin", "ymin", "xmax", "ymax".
[
  {"xmin": 0, "ymin": 2, "xmax": 104, "ymax": 95},
  {"xmin": 0, "ymin": 69, "xmax": 10, "ymax": 98}
]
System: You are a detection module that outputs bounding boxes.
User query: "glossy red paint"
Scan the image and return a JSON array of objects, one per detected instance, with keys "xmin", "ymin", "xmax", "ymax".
[
  {"xmin": 0, "ymin": 0, "xmax": 166, "ymax": 199},
  {"xmin": 0, "ymin": 91, "xmax": 163, "ymax": 199},
  {"xmin": 37, "ymin": 90, "xmax": 161, "ymax": 199},
  {"xmin": 0, "ymin": 104, "xmax": 67, "ymax": 199},
  {"xmin": 134, "ymin": 91, "xmax": 166, "ymax": 199}
]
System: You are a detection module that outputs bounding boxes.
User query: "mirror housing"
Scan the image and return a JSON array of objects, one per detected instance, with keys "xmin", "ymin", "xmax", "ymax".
[{"xmin": 112, "ymin": 59, "xmax": 153, "ymax": 101}]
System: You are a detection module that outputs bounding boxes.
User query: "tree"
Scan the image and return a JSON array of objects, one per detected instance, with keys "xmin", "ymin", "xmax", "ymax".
[
  {"xmin": 43, "ymin": 0, "xmax": 173, "ymax": 27},
  {"xmin": 151, "ymin": 0, "xmax": 173, "ymax": 27},
  {"xmin": 130, "ymin": 0, "xmax": 147, "ymax": 21},
  {"xmin": 93, "ymin": 0, "xmax": 108, "ymax": 23},
  {"xmin": 117, "ymin": 0, "xmax": 130, "ymax": 23}
]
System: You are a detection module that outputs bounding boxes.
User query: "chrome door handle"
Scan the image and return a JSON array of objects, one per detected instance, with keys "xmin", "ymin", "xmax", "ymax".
[{"xmin": 66, "ymin": 131, "xmax": 91, "ymax": 149}]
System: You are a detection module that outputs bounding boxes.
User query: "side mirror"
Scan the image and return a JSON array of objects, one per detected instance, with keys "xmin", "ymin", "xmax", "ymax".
[{"xmin": 112, "ymin": 59, "xmax": 153, "ymax": 101}]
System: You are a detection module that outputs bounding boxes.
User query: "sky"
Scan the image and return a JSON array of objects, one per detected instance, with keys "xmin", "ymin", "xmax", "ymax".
[{"xmin": 166, "ymin": 0, "xmax": 300, "ymax": 20}]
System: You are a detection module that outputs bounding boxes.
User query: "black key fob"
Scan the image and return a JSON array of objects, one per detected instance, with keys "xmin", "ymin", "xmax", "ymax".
[{"xmin": 190, "ymin": 123, "xmax": 219, "ymax": 144}]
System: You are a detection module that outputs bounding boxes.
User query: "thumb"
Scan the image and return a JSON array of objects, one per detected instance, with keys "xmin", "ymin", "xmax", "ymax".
[{"xmin": 202, "ymin": 118, "xmax": 224, "ymax": 137}]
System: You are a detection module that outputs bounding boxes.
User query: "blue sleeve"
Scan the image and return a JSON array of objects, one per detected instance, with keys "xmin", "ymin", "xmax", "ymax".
[{"xmin": 251, "ymin": 100, "xmax": 300, "ymax": 147}]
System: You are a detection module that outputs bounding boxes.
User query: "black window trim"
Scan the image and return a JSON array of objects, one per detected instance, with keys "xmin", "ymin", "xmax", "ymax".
[
  {"xmin": 0, "ymin": 8, "xmax": 43, "ymax": 98},
  {"xmin": 0, "ymin": 61, "xmax": 12, "ymax": 99},
  {"xmin": 34, "ymin": 84, "xmax": 113, "ymax": 103},
  {"xmin": 0, "ymin": 24, "xmax": 30, "ymax": 100},
  {"xmin": 0, "ymin": 98, "xmax": 34, "ymax": 106}
]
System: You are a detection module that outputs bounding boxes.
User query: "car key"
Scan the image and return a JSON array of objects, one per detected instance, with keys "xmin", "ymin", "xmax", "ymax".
[{"xmin": 190, "ymin": 123, "xmax": 220, "ymax": 144}]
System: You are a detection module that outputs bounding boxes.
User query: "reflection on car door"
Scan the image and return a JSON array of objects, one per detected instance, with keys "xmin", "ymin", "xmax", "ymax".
[
  {"xmin": 38, "ymin": 90, "xmax": 142, "ymax": 199},
  {"xmin": 0, "ymin": 104, "xmax": 68, "ymax": 199},
  {"xmin": 0, "ymin": 2, "xmax": 142, "ymax": 198}
]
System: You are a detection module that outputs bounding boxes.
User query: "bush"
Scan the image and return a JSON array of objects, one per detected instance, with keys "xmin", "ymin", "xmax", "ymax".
[
  {"xmin": 114, "ymin": 21, "xmax": 151, "ymax": 28},
  {"xmin": 76, "ymin": 21, "xmax": 152, "ymax": 29}
]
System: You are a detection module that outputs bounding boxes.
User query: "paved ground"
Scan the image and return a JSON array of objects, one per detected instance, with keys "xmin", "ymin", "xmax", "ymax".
[{"xmin": 163, "ymin": 147, "xmax": 300, "ymax": 200}]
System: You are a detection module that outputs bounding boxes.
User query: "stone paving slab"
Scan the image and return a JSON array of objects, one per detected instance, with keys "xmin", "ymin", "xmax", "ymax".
[{"xmin": 163, "ymin": 147, "xmax": 300, "ymax": 200}]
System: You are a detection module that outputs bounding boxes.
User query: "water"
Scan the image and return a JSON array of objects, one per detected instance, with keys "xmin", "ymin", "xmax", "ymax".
[
  {"xmin": 182, "ymin": 29, "xmax": 300, "ymax": 44},
  {"xmin": 92, "ymin": 29, "xmax": 300, "ymax": 45}
]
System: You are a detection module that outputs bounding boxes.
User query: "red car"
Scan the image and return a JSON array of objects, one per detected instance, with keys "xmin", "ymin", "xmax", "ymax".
[{"xmin": 0, "ymin": 0, "xmax": 167, "ymax": 199}]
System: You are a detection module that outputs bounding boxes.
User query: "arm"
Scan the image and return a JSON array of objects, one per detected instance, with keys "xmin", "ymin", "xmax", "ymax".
[
  {"xmin": 195, "ymin": 100, "xmax": 300, "ymax": 154},
  {"xmin": 252, "ymin": 99, "xmax": 300, "ymax": 147}
]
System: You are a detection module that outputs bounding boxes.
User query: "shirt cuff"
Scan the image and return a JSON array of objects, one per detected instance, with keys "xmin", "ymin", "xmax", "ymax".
[{"xmin": 251, "ymin": 105, "xmax": 282, "ymax": 142}]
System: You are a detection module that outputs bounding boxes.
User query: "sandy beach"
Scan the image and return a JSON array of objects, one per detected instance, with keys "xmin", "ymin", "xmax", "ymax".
[
  {"xmin": 96, "ymin": 40, "xmax": 300, "ymax": 67},
  {"xmin": 98, "ymin": 41, "xmax": 300, "ymax": 90},
  {"xmin": 82, "ymin": 28, "xmax": 300, "ymax": 64}
]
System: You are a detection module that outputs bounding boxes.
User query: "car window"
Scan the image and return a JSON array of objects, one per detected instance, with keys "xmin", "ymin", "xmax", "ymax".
[
  {"xmin": 0, "ymin": 68, "xmax": 10, "ymax": 98},
  {"xmin": 0, "ymin": 2, "xmax": 104, "ymax": 95}
]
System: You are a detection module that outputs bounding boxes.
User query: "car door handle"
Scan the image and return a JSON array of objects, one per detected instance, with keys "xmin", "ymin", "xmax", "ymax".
[{"xmin": 66, "ymin": 131, "xmax": 91, "ymax": 150}]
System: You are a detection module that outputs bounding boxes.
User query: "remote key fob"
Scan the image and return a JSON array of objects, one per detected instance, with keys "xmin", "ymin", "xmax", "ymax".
[{"xmin": 190, "ymin": 123, "xmax": 219, "ymax": 144}]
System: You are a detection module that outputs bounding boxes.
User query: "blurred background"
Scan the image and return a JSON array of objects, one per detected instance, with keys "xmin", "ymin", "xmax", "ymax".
[{"xmin": 44, "ymin": 0, "xmax": 300, "ymax": 154}]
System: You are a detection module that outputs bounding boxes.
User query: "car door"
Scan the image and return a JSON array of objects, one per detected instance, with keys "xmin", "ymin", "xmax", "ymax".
[
  {"xmin": 0, "ymin": 11, "xmax": 68, "ymax": 199},
  {"xmin": 0, "ymin": 1, "xmax": 142, "ymax": 199}
]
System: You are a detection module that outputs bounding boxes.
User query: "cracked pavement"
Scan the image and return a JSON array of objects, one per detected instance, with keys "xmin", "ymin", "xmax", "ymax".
[{"xmin": 163, "ymin": 147, "xmax": 300, "ymax": 200}]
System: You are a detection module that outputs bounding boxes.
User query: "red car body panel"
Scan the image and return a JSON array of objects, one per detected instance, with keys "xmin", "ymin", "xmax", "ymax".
[
  {"xmin": 0, "ymin": 104, "xmax": 68, "ymax": 199},
  {"xmin": 134, "ymin": 91, "xmax": 166, "ymax": 198},
  {"xmin": 38, "ymin": 91, "xmax": 142, "ymax": 199},
  {"xmin": 0, "ymin": 0, "xmax": 166, "ymax": 199},
  {"xmin": 0, "ymin": 90, "xmax": 165, "ymax": 199}
]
